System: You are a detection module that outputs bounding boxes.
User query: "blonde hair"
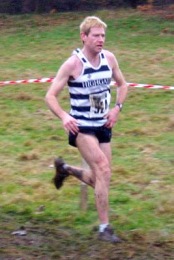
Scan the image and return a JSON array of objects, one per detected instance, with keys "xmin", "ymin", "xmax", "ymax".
[{"xmin": 80, "ymin": 16, "xmax": 107, "ymax": 35}]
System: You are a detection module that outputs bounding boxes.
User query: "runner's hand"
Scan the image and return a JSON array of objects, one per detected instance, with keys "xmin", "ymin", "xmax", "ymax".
[
  {"xmin": 104, "ymin": 107, "xmax": 120, "ymax": 128},
  {"xmin": 62, "ymin": 113, "xmax": 79, "ymax": 134}
]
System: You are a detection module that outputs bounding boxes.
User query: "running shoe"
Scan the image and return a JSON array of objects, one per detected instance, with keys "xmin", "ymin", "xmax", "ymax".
[
  {"xmin": 53, "ymin": 157, "xmax": 69, "ymax": 189},
  {"xmin": 99, "ymin": 225, "xmax": 122, "ymax": 243}
]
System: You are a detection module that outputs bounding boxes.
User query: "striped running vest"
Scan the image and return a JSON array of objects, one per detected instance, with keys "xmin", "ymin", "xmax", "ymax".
[{"xmin": 68, "ymin": 48, "xmax": 112, "ymax": 127}]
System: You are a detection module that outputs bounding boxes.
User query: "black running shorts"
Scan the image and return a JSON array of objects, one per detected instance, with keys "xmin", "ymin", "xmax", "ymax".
[{"xmin": 69, "ymin": 126, "xmax": 112, "ymax": 147}]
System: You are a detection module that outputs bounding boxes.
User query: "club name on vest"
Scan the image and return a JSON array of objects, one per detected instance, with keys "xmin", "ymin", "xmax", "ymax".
[{"xmin": 82, "ymin": 78, "xmax": 111, "ymax": 88}]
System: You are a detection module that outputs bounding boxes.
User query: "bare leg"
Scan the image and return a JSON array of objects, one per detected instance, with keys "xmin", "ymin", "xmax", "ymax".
[
  {"xmin": 65, "ymin": 164, "xmax": 95, "ymax": 188},
  {"xmin": 76, "ymin": 133, "xmax": 111, "ymax": 224},
  {"xmin": 54, "ymin": 133, "xmax": 111, "ymax": 223}
]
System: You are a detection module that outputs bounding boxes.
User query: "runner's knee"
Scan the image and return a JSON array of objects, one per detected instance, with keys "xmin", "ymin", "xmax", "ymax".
[{"xmin": 93, "ymin": 156, "xmax": 111, "ymax": 183}]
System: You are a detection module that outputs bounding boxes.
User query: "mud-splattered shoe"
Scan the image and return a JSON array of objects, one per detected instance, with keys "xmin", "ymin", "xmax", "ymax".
[
  {"xmin": 53, "ymin": 158, "xmax": 69, "ymax": 189},
  {"xmin": 98, "ymin": 225, "xmax": 122, "ymax": 243}
]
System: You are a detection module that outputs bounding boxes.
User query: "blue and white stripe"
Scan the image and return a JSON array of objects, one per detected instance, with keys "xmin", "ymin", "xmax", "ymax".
[{"xmin": 68, "ymin": 48, "xmax": 112, "ymax": 127}]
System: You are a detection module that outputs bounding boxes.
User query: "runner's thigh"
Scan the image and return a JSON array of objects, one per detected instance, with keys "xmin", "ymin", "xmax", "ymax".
[
  {"xmin": 99, "ymin": 142, "xmax": 112, "ymax": 166},
  {"xmin": 76, "ymin": 133, "xmax": 108, "ymax": 170}
]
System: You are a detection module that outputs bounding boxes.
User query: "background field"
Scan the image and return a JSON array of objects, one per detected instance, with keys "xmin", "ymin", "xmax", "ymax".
[{"xmin": 0, "ymin": 9, "xmax": 174, "ymax": 260}]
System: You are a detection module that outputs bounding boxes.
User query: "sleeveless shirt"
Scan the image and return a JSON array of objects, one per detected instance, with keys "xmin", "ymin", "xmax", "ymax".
[{"xmin": 67, "ymin": 48, "xmax": 112, "ymax": 127}]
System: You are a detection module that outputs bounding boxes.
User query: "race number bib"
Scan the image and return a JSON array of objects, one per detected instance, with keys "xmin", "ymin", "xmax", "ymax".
[{"xmin": 89, "ymin": 91, "xmax": 110, "ymax": 117}]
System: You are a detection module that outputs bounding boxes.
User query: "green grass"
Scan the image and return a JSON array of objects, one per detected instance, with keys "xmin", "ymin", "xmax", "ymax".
[{"xmin": 0, "ymin": 9, "xmax": 174, "ymax": 259}]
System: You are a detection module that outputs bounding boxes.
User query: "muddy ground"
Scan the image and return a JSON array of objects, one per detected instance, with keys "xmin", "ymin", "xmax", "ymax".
[{"xmin": 0, "ymin": 220, "xmax": 173, "ymax": 260}]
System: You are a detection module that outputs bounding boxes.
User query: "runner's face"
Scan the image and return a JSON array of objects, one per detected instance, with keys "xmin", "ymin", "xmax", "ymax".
[{"xmin": 82, "ymin": 27, "xmax": 105, "ymax": 53}]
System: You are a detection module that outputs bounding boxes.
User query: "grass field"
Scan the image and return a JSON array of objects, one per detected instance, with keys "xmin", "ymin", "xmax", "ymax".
[{"xmin": 0, "ymin": 8, "xmax": 174, "ymax": 260}]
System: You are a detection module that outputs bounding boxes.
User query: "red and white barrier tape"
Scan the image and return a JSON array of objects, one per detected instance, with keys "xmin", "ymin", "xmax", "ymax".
[
  {"xmin": 0, "ymin": 77, "xmax": 174, "ymax": 90},
  {"xmin": 111, "ymin": 81, "xmax": 174, "ymax": 90},
  {"xmin": 0, "ymin": 77, "xmax": 54, "ymax": 86}
]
